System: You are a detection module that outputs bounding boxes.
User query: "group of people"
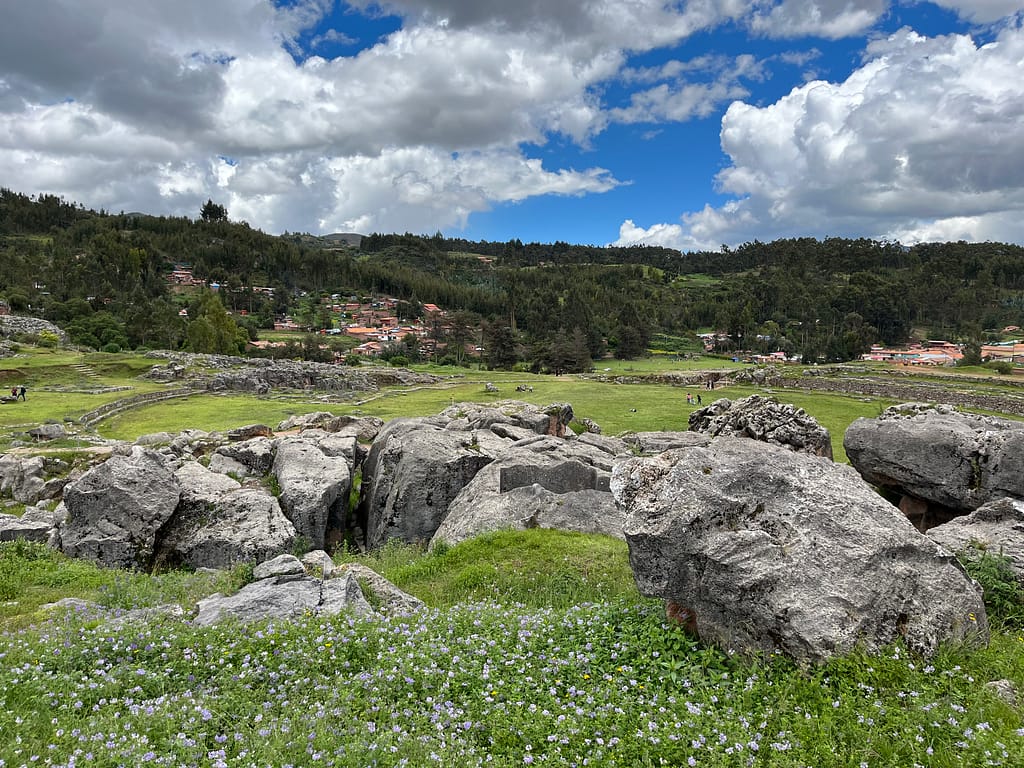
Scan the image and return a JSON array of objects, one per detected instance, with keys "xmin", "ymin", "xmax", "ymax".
[
  {"xmin": 686, "ymin": 392, "xmax": 702, "ymax": 406},
  {"xmin": 9, "ymin": 386, "xmax": 26, "ymax": 401}
]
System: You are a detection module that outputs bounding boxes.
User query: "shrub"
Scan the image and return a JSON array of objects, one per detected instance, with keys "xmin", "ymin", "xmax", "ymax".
[
  {"xmin": 960, "ymin": 547, "xmax": 1024, "ymax": 629},
  {"xmin": 344, "ymin": 353, "xmax": 362, "ymax": 366},
  {"xmin": 37, "ymin": 330, "xmax": 60, "ymax": 348},
  {"xmin": 101, "ymin": 342, "xmax": 122, "ymax": 353},
  {"xmin": 985, "ymin": 360, "xmax": 1015, "ymax": 375},
  {"xmin": 389, "ymin": 355, "xmax": 409, "ymax": 367}
]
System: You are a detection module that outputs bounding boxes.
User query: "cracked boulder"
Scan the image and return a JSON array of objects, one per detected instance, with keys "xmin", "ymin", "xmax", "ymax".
[
  {"xmin": 612, "ymin": 437, "xmax": 988, "ymax": 664},
  {"xmin": 358, "ymin": 420, "xmax": 497, "ymax": 549},
  {"xmin": 58, "ymin": 447, "xmax": 180, "ymax": 570},
  {"xmin": 431, "ymin": 435, "xmax": 629, "ymax": 548},
  {"xmin": 844, "ymin": 404, "xmax": 1024, "ymax": 528}
]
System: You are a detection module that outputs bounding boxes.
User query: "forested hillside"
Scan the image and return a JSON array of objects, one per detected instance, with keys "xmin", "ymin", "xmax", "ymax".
[{"xmin": 2, "ymin": 188, "xmax": 1023, "ymax": 366}]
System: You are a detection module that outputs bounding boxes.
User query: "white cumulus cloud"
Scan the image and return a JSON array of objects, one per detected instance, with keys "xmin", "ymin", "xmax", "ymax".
[{"xmin": 616, "ymin": 20, "xmax": 1024, "ymax": 250}]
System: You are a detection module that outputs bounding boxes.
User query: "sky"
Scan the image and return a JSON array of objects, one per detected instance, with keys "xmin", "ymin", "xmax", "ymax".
[{"xmin": 1, "ymin": 1, "xmax": 1022, "ymax": 252}]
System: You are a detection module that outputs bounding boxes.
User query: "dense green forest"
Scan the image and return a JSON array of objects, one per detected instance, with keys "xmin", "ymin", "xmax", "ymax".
[{"xmin": 2, "ymin": 187, "xmax": 1023, "ymax": 368}]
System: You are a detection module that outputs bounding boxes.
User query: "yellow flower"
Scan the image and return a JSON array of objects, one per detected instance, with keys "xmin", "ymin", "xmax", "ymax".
[{"xmin": 968, "ymin": 613, "xmax": 977, "ymax": 622}]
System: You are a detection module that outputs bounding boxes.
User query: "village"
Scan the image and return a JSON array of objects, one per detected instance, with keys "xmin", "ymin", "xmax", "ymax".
[{"xmin": 166, "ymin": 264, "xmax": 1024, "ymax": 369}]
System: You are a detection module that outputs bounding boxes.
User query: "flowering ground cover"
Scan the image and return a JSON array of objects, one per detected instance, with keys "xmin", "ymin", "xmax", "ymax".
[{"xmin": 1, "ymin": 535, "xmax": 1023, "ymax": 767}]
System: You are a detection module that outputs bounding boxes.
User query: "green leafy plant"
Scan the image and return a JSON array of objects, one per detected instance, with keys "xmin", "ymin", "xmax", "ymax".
[{"xmin": 960, "ymin": 547, "xmax": 1024, "ymax": 629}]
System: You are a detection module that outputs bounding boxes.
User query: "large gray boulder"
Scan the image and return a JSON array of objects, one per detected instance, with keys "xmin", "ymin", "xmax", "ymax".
[
  {"xmin": 153, "ymin": 462, "xmax": 296, "ymax": 570},
  {"xmin": 432, "ymin": 436, "xmax": 627, "ymax": 548},
  {"xmin": 359, "ymin": 420, "xmax": 496, "ymax": 550},
  {"xmin": 193, "ymin": 570, "xmax": 371, "ymax": 626},
  {"xmin": 845, "ymin": 404, "xmax": 1024, "ymax": 524},
  {"xmin": 612, "ymin": 438, "xmax": 988, "ymax": 663},
  {"xmin": 928, "ymin": 497, "xmax": 1024, "ymax": 583},
  {"xmin": 272, "ymin": 437, "xmax": 351, "ymax": 550},
  {"xmin": 59, "ymin": 448, "xmax": 180, "ymax": 570},
  {"xmin": 688, "ymin": 395, "xmax": 833, "ymax": 459}
]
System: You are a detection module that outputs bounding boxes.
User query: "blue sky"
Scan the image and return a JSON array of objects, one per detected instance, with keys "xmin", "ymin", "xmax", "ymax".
[{"xmin": 1, "ymin": 1, "xmax": 1022, "ymax": 250}]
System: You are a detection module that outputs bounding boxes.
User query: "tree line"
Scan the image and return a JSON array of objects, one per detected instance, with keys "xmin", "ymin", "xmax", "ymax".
[{"xmin": 1, "ymin": 188, "xmax": 1022, "ymax": 368}]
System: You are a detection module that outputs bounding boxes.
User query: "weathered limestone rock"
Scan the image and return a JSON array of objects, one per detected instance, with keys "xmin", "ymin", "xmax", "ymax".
[
  {"xmin": 273, "ymin": 437, "xmax": 351, "ymax": 550},
  {"xmin": 612, "ymin": 438, "xmax": 988, "ymax": 663},
  {"xmin": 688, "ymin": 395, "xmax": 833, "ymax": 459},
  {"xmin": 28, "ymin": 423, "xmax": 66, "ymax": 441},
  {"xmin": 0, "ymin": 454, "xmax": 46, "ymax": 503},
  {"xmin": 337, "ymin": 562, "xmax": 426, "ymax": 615},
  {"xmin": 135, "ymin": 432, "xmax": 175, "ymax": 446},
  {"xmin": 277, "ymin": 411, "xmax": 336, "ymax": 431},
  {"xmin": 301, "ymin": 549, "xmax": 335, "ymax": 577},
  {"xmin": 359, "ymin": 421, "xmax": 495, "ymax": 549},
  {"xmin": 297, "ymin": 432, "xmax": 363, "ymax": 471},
  {"xmin": 213, "ymin": 436, "xmax": 276, "ymax": 476},
  {"xmin": 207, "ymin": 453, "xmax": 250, "ymax": 477},
  {"xmin": 228, "ymin": 423, "xmax": 273, "ymax": 441},
  {"xmin": 193, "ymin": 570, "xmax": 371, "ymax": 626},
  {"xmin": 59, "ymin": 448, "xmax": 180, "ymax": 570},
  {"xmin": 622, "ymin": 431, "xmax": 711, "ymax": 455},
  {"xmin": 276, "ymin": 412, "xmax": 384, "ymax": 443},
  {"xmin": 845, "ymin": 404, "xmax": 1024, "ymax": 521},
  {"xmin": 154, "ymin": 462, "xmax": 296, "ymax": 570},
  {"xmin": 0, "ymin": 511, "xmax": 52, "ymax": 542},
  {"xmin": 927, "ymin": 497, "xmax": 1024, "ymax": 582},
  {"xmin": 432, "ymin": 436, "xmax": 626, "ymax": 548},
  {"xmin": 252, "ymin": 553, "xmax": 305, "ymax": 580},
  {"xmin": 435, "ymin": 400, "xmax": 575, "ymax": 437},
  {"xmin": 0, "ymin": 315, "xmax": 67, "ymax": 341}
]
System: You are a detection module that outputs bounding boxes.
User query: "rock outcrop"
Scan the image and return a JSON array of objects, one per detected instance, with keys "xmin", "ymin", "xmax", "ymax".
[
  {"xmin": 622, "ymin": 431, "xmax": 711, "ymax": 455},
  {"xmin": 193, "ymin": 570, "xmax": 371, "ymax": 626},
  {"xmin": 612, "ymin": 437, "xmax": 988, "ymax": 663},
  {"xmin": 0, "ymin": 510, "xmax": 52, "ymax": 542},
  {"xmin": 212, "ymin": 436, "xmax": 276, "ymax": 476},
  {"xmin": 845, "ymin": 404, "xmax": 1024, "ymax": 528},
  {"xmin": 191, "ymin": 555, "xmax": 421, "ymax": 625},
  {"xmin": 432, "ymin": 435, "xmax": 628, "ymax": 548},
  {"xmin": 927, "ymin": 497, "xmax": 1024, "ymax": 583},
  {"xmin": 0, "ymin": 315, "xmax": 68, "ymax": 341},
  {"xmin": 272, "ymin": 437, "xmax": 351, "ymax": 550},
  {"xmin": 153, "ymin": 462, "xmax": 296, "ymax": 570},
  {"xmin": 359, "ymin": 420, "xmax": 495, "ymax": 549},
  {"xmin": 59, "ymin": 448, "xmax": 181, "ymax": 570},
  {"xmin": 688, "ymin": 394, "xmax": 833, "ymax": 459}
]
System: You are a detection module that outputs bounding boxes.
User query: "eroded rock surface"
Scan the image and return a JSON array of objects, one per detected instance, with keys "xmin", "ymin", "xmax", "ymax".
[
  {"xmin": 59, "ymin": 447, "xmax": 180, "ymax": 570},
  {"xmin": 432, "ymin": 435, "xmax": 628, "ymax": 548},
  {"xmin": 845, "ymin": 404, "xmax": 1024, "ymax": 524},
  {"xmin": 688, "ymin": 394, "xmax": 833, "ymax": 459},
  {"xmin": 612, "ymin": 438, "xmax": 987, "ymax": 663}
]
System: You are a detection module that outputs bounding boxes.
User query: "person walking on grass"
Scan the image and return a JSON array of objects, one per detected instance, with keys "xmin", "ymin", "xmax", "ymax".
[{"xmin": 18, "ymin": 386, "xmax": 26, "ymax": 401}]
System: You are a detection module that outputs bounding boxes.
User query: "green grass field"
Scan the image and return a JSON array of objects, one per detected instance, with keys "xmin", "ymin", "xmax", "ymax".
[{"xmin": 2, "ymin": 345, "xmax": 1024, "ymax": 767}]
